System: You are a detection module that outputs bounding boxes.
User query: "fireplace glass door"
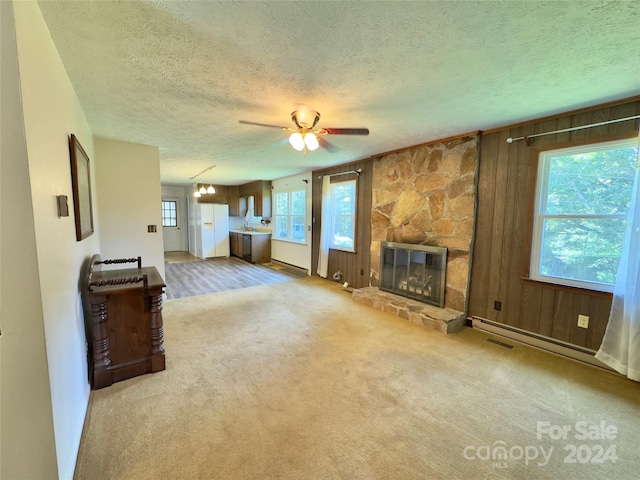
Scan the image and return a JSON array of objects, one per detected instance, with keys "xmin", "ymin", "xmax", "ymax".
[{"xmin": 380, "ymin": 242, "xmax": 447, "ymax": 307}]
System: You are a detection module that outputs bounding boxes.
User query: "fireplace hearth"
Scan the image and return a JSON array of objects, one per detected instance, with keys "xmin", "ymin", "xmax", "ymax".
[{"xmin": 380, "ymin": 242, "xmax": 447, "ymax": 308}]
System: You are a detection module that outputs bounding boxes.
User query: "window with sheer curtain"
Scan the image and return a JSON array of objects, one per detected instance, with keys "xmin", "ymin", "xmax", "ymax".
[
  {"xmin": 596, "ymin": 133, "xmax": 640, "ymax": 382},
  {"xmin": 329, "ymin": 180, "xmax": 356, "ymax": 252}
]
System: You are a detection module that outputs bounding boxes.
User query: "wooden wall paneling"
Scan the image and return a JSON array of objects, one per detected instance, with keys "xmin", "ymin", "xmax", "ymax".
[
  {"xmin": 518, "ymin": 283, "xmax": 542, "ymax": 333},
  {"xmin": 470, "ymin": 98, "xmax": 639, "ymax": 350},
  {"xmin": 590, "ymin": 296, "xmax": 612, "ymax": 351},
  {"xmin": 568, "ymin": 110, "xmax": 594, "ymax": 143},
  {"xmin": 468, "ymin": 133, "xmax": 500, "ymax": 319},
  {"xmin": 551, "ymin": 290, "xmax": 574, "ymax": 343},
  {"xmin": 503, "ymin": 125, "xmax": 535, "ymax": 328},
  {"xmin": 607, "ymin": 101, "xmax": 640, "ymax": 136},
  {"xmin": 311, "ymin": 160, "xmax": 372, "ymax": 289},
  {"xmin": 485, "ymin": 130, "xmax": 512, "ymax": 323},
  {"xmin": 590, "ymin": 107, "xmax": 610, "ymax": 139},
  {"xmin": 538, "ymin": 286, "xmax": 556, "ymax": 338},
  {"xmin": 551, "ymin": 114, "xmax": 573, "ymax": 145},
  {"xmin": 355, "ymin": 163, "xmax": 372, "ymax": 287},
  {"xmin": 311, "ymin": 172, "xmax": 322, "ymax": 277}
]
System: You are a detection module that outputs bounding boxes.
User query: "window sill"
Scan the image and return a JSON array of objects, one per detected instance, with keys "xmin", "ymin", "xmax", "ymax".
[
  {"xmin": 330, "ymin": 247, "xmax": 356, "ymax": 254},
  {"xmin": 272, "ymin": 238, "xmax": 307, "ymax": 246},
  {"xmin": 520, "ymin": 277, "xmax": 613, "ymax": 299}
]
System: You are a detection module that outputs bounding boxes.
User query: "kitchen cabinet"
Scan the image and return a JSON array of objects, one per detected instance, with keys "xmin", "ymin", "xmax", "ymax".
[
  {"xmin": 237, "ymin": 180, "xmax": 272, "ymax": 218},
  {"xmin": 196, "ymin": 184, "xmax": 228, "ymax": 204},
  {"xmin": 253, "ymin": 181, "xmax": 271, "ymax": 218},
  {"xmin": 229, "ymin": 231, "xmax": 271, "ymax": 264},
  {"xmin": 227, "ymin": 185, "xmax": 240, "ymax": 216},
  {"xmin": 230, "ymin": 231, "xmax": 243, "ymax": 257}
]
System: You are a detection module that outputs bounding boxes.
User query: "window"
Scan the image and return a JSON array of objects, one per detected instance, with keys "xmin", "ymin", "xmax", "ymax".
[
  {"xmin": 274, "ymin": 189, "xmax": 306, "ymax": 243},
  {"xmin": 329, "ymin": 180, "xmax": 356, "ymax": 251},
  {"xmin": 161, "ymin": 200, "xmax": 177, "ymax": 227},
  {"xmin": 531, "ymin": 138, "xmax": 638, "ymax": 292}
]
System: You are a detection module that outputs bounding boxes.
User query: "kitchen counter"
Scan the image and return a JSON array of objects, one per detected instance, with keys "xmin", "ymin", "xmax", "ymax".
[
  {"xmin": 229, "ymin": 229, "xmax": 272, "ymax": 236},
  {"xmin": 229, "ymin": 230, "xmax": 271, "ymax": 264}
]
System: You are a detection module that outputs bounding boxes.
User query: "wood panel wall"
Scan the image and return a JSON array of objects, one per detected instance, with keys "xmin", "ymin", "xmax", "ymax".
[
  {"xmin": 469, "ymin": 98, "xmax": 640, "ymax": 351},
  {"xmin": 311, "ymin": 159, "xmax": 373, "ymax": 289}
]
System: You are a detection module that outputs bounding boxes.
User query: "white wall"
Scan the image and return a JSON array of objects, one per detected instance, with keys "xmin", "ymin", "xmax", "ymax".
[
  {"xmin": 95, "ymin": 138, "xmax": 165, "ymax": 279},
  {"xmin": 1, "ymin": 1, "xmax": 59, "ymax": 478},
  {"xmin": 11, "ymin": 1, "xmax": 102, "ymax": 478},
  {"xmin": 271, "ymin": 172, "xmax": 313, "ymax": 273}
]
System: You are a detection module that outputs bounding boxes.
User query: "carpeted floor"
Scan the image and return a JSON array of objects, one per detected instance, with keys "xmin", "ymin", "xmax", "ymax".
[{"xmin": 74, "ymin": 277, "xmax": 640, "ymax": 480}]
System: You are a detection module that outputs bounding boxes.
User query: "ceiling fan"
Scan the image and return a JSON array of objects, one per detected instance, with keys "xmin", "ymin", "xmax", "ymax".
[{"xmin": 239, "ymin": 106, "xmax": 369, "ymax": 154}]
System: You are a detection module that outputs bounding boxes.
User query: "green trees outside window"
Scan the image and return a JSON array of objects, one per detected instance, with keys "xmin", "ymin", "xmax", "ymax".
[
  {"xmin": 330, "ymin": 180, "xmax": 356, "ymax": 251},
  {"xmin": 532, "ymin": 138, "xmax": 638, "ymax": 290}
]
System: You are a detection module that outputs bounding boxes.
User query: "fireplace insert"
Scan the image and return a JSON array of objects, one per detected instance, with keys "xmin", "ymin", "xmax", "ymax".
[{"xmin": 380, "ymin": 242, "xmax": 447, "ymax": 307}]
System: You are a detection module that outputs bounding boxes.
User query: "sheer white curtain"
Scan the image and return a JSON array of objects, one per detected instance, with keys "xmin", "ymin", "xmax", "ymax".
[
  {"xmin": 595, "ymin": 136, "xmax": 640, "ymax": 381},
  {"xmin": 317, "ymin": 175, "xmax": 331, "ymax": 278}
]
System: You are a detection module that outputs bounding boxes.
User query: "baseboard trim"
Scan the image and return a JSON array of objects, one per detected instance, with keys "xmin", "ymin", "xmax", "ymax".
[{"xmin": 470, "ymin": 316, "xmax": 614, "ymax": 372}]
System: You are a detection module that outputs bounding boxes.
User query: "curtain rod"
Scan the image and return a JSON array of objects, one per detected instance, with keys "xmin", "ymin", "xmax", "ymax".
[
  {"xmin": 506, "ymin": 114, "xmax": 640, "ymax": 145},
  {"xmin": 318, "ymin": 169, "xmax": 361, "ymax": 179}
]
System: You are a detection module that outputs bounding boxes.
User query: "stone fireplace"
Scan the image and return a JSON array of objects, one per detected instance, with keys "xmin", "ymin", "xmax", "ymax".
[{"xmin": 353, "ymin": 135, "xmax": 479, "ymax": 333}]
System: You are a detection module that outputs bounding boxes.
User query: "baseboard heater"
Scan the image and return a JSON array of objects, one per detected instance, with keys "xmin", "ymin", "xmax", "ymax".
[
  {"xmin": 470, "ymin": 316, "xmax": 613, "ymax": 371},
  {"xmin": 270, "ymin": 259, "xmax": 309, "ymax": 276}
]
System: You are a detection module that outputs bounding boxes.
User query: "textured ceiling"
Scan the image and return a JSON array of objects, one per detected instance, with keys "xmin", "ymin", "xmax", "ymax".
[{"xmin": 37, "ymin": 1, "xmax": 640, "ymax": 186}]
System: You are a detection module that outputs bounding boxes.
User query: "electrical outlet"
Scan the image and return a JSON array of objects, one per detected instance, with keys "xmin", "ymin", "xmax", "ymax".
[
  {"xmin": 494, "ymin": 300, "xmax": 502, "ymax": 311},
  {"xmin": 578, "ymin": 314, "xmax": 589, "ymax": 329}
]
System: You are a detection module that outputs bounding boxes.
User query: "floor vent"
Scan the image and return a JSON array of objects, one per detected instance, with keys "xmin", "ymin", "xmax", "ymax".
[{"xmin": 486, "ymin": 338, "xmax": 514, "ymax": 349}]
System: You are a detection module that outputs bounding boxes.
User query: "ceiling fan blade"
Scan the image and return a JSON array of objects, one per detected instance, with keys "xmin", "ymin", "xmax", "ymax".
[
  {"xmin": 238, "ymin": 120, "xmax": 288, "ymax": 130},
  {"xmin": 318, "ymin": 137, "xmax": 339, "ymax": 153},
  {"xmin": 320, "ymin": 127, "xmax": 370, "ymax": 136}
]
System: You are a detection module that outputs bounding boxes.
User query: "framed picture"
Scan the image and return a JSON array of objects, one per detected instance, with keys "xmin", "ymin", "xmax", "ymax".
[{"xmin": 69, "ymin": 134, "xmax": 94, "ymax": 241}]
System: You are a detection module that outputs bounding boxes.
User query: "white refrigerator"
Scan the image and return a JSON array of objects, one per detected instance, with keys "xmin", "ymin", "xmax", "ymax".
[{"xmin": 195, "ymin": 203, "xmax": 230, "ymax": 259}]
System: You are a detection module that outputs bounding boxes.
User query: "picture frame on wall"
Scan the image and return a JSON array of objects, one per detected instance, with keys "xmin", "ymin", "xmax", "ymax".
[{"xmin": 69, "ymin": 134, "xmax": 94, "ymax": 241}]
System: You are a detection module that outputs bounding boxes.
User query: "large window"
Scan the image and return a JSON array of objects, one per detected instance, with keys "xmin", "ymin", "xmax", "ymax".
[
  {"xmin": 531, "ymin": 138, "xmax": 638, "ymax": 292},
  {"xmin": 330, "ymin": 180, "xmax": 356, "ymax": 251},
  {"xmin": 274, "ymin": 189, "xmax": 306, "ymax": 243},
  {"xmin": 161, "ymin": 200, "xmax": 177, "ymax": 227}
]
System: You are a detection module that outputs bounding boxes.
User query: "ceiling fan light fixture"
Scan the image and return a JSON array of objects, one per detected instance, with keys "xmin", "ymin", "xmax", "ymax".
[
  {"xmin": 207, "ymin": 185, "xmax": 216, "ymax": 194},
  {"xmin": 289, "ymin": 132, "xmax": 305, "ymax": 151},
  {"xmin": 304, "ymin": 132, "xmax": 319, "ymax": 151}
]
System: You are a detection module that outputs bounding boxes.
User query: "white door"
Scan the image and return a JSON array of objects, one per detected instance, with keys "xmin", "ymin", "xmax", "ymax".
[{"xmin": 162, "ymin": 198, "xmax": 182, "ymax": 251}]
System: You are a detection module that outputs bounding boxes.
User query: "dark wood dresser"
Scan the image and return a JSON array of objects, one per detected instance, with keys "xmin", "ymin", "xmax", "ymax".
[{"xmin": 82, "ymin": 255, "xmax": 166, "ymax": 389}]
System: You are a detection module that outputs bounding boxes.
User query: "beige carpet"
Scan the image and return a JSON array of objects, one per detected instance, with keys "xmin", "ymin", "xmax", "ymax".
[{"xmin": 75, "ymin": 277, "xmax": 640, "ymax": 479}]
